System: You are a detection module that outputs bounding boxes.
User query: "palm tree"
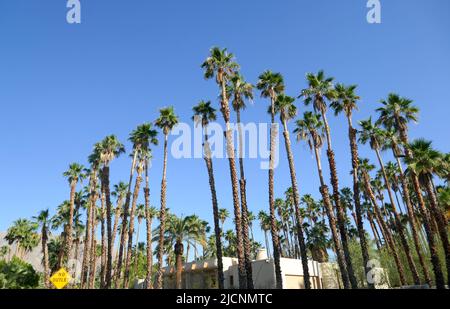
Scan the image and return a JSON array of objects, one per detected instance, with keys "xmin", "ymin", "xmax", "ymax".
[
  {"xmin": 218, "ymin": 208, "xmax": 229, "ymax": 231},
  {"xmin": 85, "ymin": 148, "xmax": 101, "ymax": 289},
  {"xmin": 359, "ymin": 118, "xmax": 421, "ymax": 285},
  {"xmin": 95, "ymin": 135, "xmax": 125, "ymax": 288},
  {"xmin": 258, "ymin": 211, "xmax": 272, "ymax": 259},
  {"xmin": 154, "ymin": 106, "xmax": 179, "ymax": 289},
  {"xmin": 294, "ymin": 111, "xmax": 350, "ymax": 288},
  {"xmin": 5, "ymin": 219, "xmax": 39, "ymax": 259},
  {"xmin": 62, "ymin": 163, "xmax": 86, "ymax": 272},
  {"xmin": 115, "ymin": 123, "xmax": 157, "ymax": 287},
  {"xmin": 193, "ymin": 100, "xmax": 225, "ymax": 289},
  {"xmin": 228, "ymin": 73, "xmax": 254, "ymax": 289},
  {"xmin": 300, "ymin": 70, "xmax": 356, "ymax": 288},
  {"xmin": 274, "ymin": 94, "xmax": 311, "ymax": 288},
  {"xmin": 133, "ymin": 204, "xmax": 146, "ymax": 277},
  {"xmin": 156, "ymin": 215, "xmax": 204, "ymax": 289},
  {"xmin": 256, "ymin": 70, "xmax": 285, "ymax": 289},
  {"xmin": 377, "ymin": 94, "xmax": 440, "ymax": 287},
  {"xmin": 406, "ymin": 139, "xmax": 450, "ymax": 287},
  {"xmin": 123, "ymin": 150, "xmax": 148, "ymax": 288},
  {"xmin": 358, "ymin": 157, "xmax": 407, "ymax": 285},
  {"xmin": 202, "ymin": 47, "xmax": 247, "ymax": 289},
  {"xmin": 52, "ymin": 200, "xmax": 71, "ymax": 269},
  {"xmin": 330, "ymin": 83, "xmax": 373, "ymax": 288},
  {"xmin": 32, "ymin": 210, "xmax": 51, "ymax": 288}
]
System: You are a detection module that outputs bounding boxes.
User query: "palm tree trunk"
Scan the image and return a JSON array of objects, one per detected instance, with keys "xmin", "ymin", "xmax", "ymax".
[
  {"xmin": 65, "ymin": 180, "xmax": 77, "ymax": 272},
  {"xmin": 396, "ymin": 116, "xmax": 446, "ymax": 288},
  {"xmin": 395, "ymin": 156, "xmax": 432, "ymax": 286},
  {"xmin": 236, "ymin": 109, "xmax": 254, "ymax": 289},
  {"xmin": 313, "ymin": 145, "xmax": 350, "ymax": 289},
  {"xmin": 133, "ymin": 221, "xmax": 141, "ymax": 277},
  {"xmin": 144, "ymin": 161, "xmax": 154, "ymax": 289},
  {"xmin": 156, "ymin": 134, "xmax": 169, "ymax": 289},
  {"xmin": 268, "ymin": 97, "xmax": 282, "ymax": 289},
  {"xmin": 408, "ymin": 172, "xmax": 445, "ymax": 288},
  {"xmin": 281, "ymin": 120, "xmax": 310, "ymax": 288},
  {"xmin": 100, "ymin": 190, "xmax": 107, "ymax": 288},
  {"xmin": 219, "ymin": 80, "xmax": 247, "ymax": 289},
  {"xmin": 203, "ymin": 131, "xmax": 225, "ymax": 289},
  {"xmin": 320, "ymin": 110, "xmax": 357, "ymax": 288},
  {"xmin": 367, "ymin": 212, "xmax": 382, "ymax": 250},
  {"xmin": 101, "ymin": 165, "xmax": 113, "ymax": 289},
  {"xmin": 80, "ymin": 172, "xmax": 94, "ymax": 288},
  {"xmin": 111, "ymin": 196, "xmax": 124, "ymax": 258},
  {"xmin": 88, "ymin": 208, "xmax": 97, "ymax": 289},
  {"xmin": 175, "ymin": 241, "xmax": 184, "ymax": 289},
  {"xmin": 123, "ymin": 167, "xmax": 143, "ymax": 288},
  {"xmin": 42, "ymin": 229, "xmax": 50, "ymax": 288},
  {"xmin": 114, "ymin": 151, "xmax": 138, "ymax": 288},
  {"xmin": 347, "ymin": 119, "xmax": 373, "ymax": 288},
  {"xmin": 362, "ymin": 172, "xmax": 407, "ymax": 286},
  {"xmin": 424, "ymin": 174, "xmax": 450, "ymax": 287},
  {"xmin": 374, "ymin": 147, "xmax": 421, "ymax": 285}
]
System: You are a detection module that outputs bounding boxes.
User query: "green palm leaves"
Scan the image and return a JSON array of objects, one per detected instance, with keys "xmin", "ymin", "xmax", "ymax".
[
  {"xmin": 274, "ymin": 94, "xmax": 297, "ymax": 122},
  {"xmin": 155, "ymin": 106, "xmax": 179, "ymax": 135},
  {"xmin": 192, "ymin": 100, "xmax": 216, "ymax": 128},
  {"xmin": 256, "ymin": 71, "xmax": 284, "ymax": 99},
  {"xmin": 201, "ymin": 47, "xmax": 239, "ymax": 83}
]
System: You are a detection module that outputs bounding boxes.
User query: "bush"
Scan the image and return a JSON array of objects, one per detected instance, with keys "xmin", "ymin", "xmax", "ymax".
[{"xmin": 0, "ymin": 257, "xmax": 40, "ymax": 289}]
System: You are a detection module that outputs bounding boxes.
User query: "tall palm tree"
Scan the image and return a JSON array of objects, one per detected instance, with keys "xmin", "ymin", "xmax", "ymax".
[
  {"xmin": 274, "ymin": 94, "xmax": 311, "ymax": 288},
  {"xmin": 62, "ymin": 163, "xmax": 86, "ymax": 271},
  {"xmin": 155, "ymin": 106, "xmax": 179, "ymax": 289},
  {"xmin": 202, "ymin": 47, "xmax": 247, "ymax": 288},
  {"xmin": 359, "ymin": 118, "xmax": 421, "ymax": 285},
  {"xmin": 193, "ymin": 100, "xmax": 225, "ymax": 289},
  {"xmin": 358, "ymin": 158, "xmax": 407, "ymax": 285},
  {"xmin": 228, "ymin": 74, "xmax": 255, "ymax": 289},
  {"xmin": 294, "ymin": 111, "xmax": 350, "ymax": 288},
  {"xmin": 86, "ymin": 148, "xmax": 101, "ymax": 289},
  {"xmin": 300, "ymin": 70, "xmax": 356, "ymax": 288},
  {"xmin": 33, "ymin": 210, "xmax": 51, "ymax": 288},
  {"xmin": 256, "ymin": 70, "xmax": 285, "ymax": 289},
  {"xmin": 123, "ymin": 150, "xmax": 148, "ymax": 288},
  {"xmin": 377, "ymin": 94, "xmax": 441, "ymax": 287},
  {"xmin": 330, "ymin": 83, "xmax": 373, "ymax": 288},
  {"xmin": 406, "ymin": 139, "xmax": 450, "ymax": 287},
  {"xmin": 96, "ymin": 135, "xmax": 125, "ymax": 288},
  {"xmin": 114, "ymin": 124, "xmax": 157, "ymax": 287}
]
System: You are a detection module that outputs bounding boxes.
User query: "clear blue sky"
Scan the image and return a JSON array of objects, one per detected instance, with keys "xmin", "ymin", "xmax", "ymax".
[{"xmin": 1, "ymin": 1, "xmax": 449, "ymax": 249}]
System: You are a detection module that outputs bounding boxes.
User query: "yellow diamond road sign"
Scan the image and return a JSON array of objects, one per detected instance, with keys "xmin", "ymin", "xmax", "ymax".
[{"xmin": 50, "ymin": 268, "xmax": 72, "ymax": 289}]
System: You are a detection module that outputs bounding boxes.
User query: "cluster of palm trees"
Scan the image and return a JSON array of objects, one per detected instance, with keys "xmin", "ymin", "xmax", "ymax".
[{"xmin": 3, "ymin": 47, "xmax": 450, "ymax": 289}]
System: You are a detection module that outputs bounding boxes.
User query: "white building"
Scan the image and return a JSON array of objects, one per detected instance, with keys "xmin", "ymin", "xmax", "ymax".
[{"xmin": 162, "ymin": 249, "xmax": 323, "ymax": 289}]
